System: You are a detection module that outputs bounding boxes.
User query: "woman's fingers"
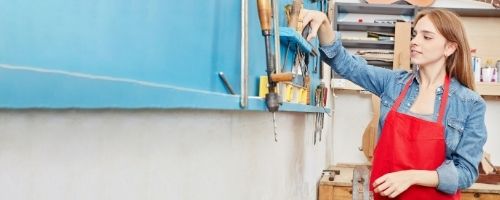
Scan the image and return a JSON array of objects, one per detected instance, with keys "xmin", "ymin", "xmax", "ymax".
[
  {"xmin": 373, "ymin": 171, "xmax": 415, "ymax": 198},
  {"xmin": 301, "ymin": 9, "xmax": 326, "ymax": 41},
  {"xmin": 301, "ymin": 11, "xmax": 314, "ymax": 39},
  {"xmin": 302, "ymin": 11, "xmax": 312, "ymax": 30},
  {"xmin": 380, "ymin": 184, "xmax": 396, "ymax": 197},
  {"xmin": 372, "ymin": 174, "xmax": 387, "ymax": 189},
  {"xmin": 374, "ymin": 180, "xmax": 391, "ymax": 194},
  {"xmin": 307, "ymin": 14, "xmax": 323, "ymax": 41},
  {"xmin": 388, "ymin": 187, "xmax": 403, "ymax": 198}
]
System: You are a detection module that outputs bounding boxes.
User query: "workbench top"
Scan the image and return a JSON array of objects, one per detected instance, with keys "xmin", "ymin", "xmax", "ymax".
[{"xmin": 320, "ymin": 165, "xmax": 500, "ymax": 194}]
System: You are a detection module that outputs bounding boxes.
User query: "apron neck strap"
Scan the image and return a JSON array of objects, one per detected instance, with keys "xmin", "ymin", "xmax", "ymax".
[
  {"xmin": 392, "ymin": 74, "xmax": 451, "ymax": 124},
  {"xmin": 437, "ymin": 75, "xmax": 451, "ymax": 124},
  {"xmin": 392, "ymin": 75, "xmax": 414, "ymax": 112}
]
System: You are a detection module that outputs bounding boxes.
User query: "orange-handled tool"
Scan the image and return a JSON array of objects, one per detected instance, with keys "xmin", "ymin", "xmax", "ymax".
[
  {"xmin": 256, "ymin": 0, "xmax": 279, "ymax": 113},
  {"xmin": 257, "ymin": 0, "xmax": 280, "ymax": 142},
  {"xmin": 257, "ymin": 0, "xmax": 272, "ymax": 35}
]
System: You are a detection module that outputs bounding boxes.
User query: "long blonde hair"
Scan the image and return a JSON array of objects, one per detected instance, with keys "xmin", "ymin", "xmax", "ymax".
[{"xmin": 415, "ymin": 9, "xmax": 475, "ymax": 90}]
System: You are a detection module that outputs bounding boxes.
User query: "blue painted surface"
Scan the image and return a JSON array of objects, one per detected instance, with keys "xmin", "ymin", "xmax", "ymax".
[
  {"xmin": 280, "ymin": 27, "xmax": 313, "ymax": 54},
  {"xmin": 0, "ymin": 0, "xmax": 327, "ymax": 113},
  {"xmin": 0, "ymin": 66, "xmax": 329, "ymax": 113}
]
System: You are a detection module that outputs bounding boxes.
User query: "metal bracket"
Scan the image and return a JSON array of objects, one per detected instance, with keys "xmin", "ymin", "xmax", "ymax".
[
  {"xmin": 240, "ymin": 0, "xmax": 248, "ymax": 108},
  {"xmin": 352, "ymin": 166, "xmax": 373, "ymax": 200}
]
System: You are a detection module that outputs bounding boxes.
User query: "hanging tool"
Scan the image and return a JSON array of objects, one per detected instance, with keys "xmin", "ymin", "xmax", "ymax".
[
  {"xmin": 257, "ymin": 0, "xmax": 280, "ymax": 142},
  {"xmin": 323, "ymin": 0, "xmax": 329, "ymax": 15},
  {"xmin": 281, "ymin": 42, "xmax": 291, "ymax": 72},
  {"xmin": 272, "ymin": 0, "xmax": 281, "ymax": 75},
  {"xmin": 301, "ymin": 24, "xmax": 319, "ymax": 58},
  {"xmin": 313, "ymin": 83, "xmax": 327, "ymax": 145},
  {"xmin": 218, "ymin": 72, "xmax": 236, "ymax": 95}
]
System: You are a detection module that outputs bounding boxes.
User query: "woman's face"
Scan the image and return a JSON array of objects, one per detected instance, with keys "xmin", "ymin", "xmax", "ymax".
[{"xmin": 410, "ymin": 16, "xmax": 455, "ymax": 66}]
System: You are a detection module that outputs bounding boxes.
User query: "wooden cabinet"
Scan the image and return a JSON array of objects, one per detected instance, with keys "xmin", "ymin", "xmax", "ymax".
[{"xmin": 319, "ymin": 166, "xmax": 354, "ymax": 200}]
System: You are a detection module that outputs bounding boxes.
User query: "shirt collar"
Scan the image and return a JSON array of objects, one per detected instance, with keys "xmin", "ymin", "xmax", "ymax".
[{"xmin": 408, "ymin": 66, "xmax": 459, "ymax": 95}]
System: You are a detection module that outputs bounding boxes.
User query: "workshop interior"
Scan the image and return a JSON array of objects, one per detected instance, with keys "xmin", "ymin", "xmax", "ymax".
[{"xmin": 0, "ymin": 0, "xmax": 499, "ymax": 199}]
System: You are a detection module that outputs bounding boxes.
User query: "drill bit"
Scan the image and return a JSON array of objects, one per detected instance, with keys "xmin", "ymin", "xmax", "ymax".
[{"xmin": 273, "ymin": 112, "xmax": 278, "ymax": 142}]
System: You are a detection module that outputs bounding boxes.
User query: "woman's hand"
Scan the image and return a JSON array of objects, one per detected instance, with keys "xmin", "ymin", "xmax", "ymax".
[
  {"xmin": 373, "ymin": 170, "xmax": 440, "ymax": 198},
  {"xmin": 372, "ymin": 170, "xmax": 417, "ymax": 198},
  {"xmin": 301, "ymin": 9, "xmax": 335, "ymax": 46}
]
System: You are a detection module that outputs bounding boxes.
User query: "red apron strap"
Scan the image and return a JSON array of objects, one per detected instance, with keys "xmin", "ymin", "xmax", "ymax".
[
  {"xmin": 437, "ymin": 75, "xmax": 451, "ymax": 124},
  {"xmin": 391, "ymin": 75, "xmax": 414, "ymax": 112},
  {"xmin": 392, "ymin": 74, "xmax": 450, "ymax": 124}
]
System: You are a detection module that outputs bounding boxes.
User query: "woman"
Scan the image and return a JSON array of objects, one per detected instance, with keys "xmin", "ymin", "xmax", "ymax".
[{"xmin": 303, "ymin": 9, "xmax": 487, "ymax": 199}]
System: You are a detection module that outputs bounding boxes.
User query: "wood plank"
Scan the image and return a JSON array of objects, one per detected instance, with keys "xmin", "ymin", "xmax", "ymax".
[
  {"xmin": 476, "ymin": 82, "xmax": 500, "ymax": 96},
  {"xmin": 393, "ymin": 22, "xmax": 411, "ymax": 70},
  {"xmin": 319, "ymin": 185, "xmax": 334, "ymax": 200},
  {"xmin": 477, "ymin": 173, "xmax": 500, "ymax": 185},
  {"xmin": 461, "ymin": 192, "xmax": 500, "ymax": 200},
  {"xmin": 461, "ymin": 17, "xmax": 500, "ymax": 60},
  {"xmin": 463, "ymin": 183, "xmax": 500, "ymax": 194},
  {"xmin": 333, "ymin": 186, "xmax": 352, "ymax": 200},
  {"xmin": 361, "ymin": 95, "xmax": 379, "ymax": 161}
]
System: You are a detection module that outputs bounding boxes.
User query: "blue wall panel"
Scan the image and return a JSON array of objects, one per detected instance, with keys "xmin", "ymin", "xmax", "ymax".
[{"xmin": 0, "ymin": 0, "xmax": 327, "ymax": 112}]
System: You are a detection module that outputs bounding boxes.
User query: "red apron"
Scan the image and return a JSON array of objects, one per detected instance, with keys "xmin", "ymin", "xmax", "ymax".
[{"xmin": 369, "ymin": 75, "xmax": 460, "ymax": 200}]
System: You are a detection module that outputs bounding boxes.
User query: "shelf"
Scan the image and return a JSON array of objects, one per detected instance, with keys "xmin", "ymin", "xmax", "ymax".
[
  {"xmin": 477, "ymin": 82, "xmax": 500, "ymax": 96},
  {"xmin": 342, "ymin": 39, "xmax": 394, "ymax": 49},
  {"xmin": 366, "ymin": 60, "xmax": 393, "ymax": 67},
  {"xmin": 333, "ymin": 79, "xmax": 500, "ymax": 97},
  {"xmin": 332, "ymin": 79, "xmax": 364, "ymax": 91},
  {"xmin": 280, "ymin": 27, "xmax": 315, "ymax": 55},
  {"xmin": 336, "ymin": 3, "xmax": 416, "ymax": 16},
  {"xmin": 421, "ymin": 7, "xmax": 500, "ymax": 17},
  {"xmin": 337, "ymin": 22, "xmax": 395, "ymax": 32}
]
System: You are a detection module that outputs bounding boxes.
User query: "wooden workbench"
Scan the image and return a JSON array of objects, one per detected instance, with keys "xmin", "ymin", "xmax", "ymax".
[{"xmin": 319, "ymin": 165, "xmax": 500, "ymax": 200}]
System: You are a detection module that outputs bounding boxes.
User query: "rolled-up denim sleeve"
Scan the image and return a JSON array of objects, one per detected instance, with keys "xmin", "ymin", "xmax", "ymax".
[
  {"xmin": 436, "ymin": 99, "xmax": 487, "ymax": 194},
  {"xmin": 436, "ymin": 160, "xmax": 459, "ymax": 194},
  {"xmin": 319, "ymin": 32, "xmax": 397, "ymax": 96}
]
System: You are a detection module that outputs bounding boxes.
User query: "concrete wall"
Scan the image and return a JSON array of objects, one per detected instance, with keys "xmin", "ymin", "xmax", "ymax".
[{"xmin": 0, "ymin": 109, "xmax": 334, "ymax": 200}]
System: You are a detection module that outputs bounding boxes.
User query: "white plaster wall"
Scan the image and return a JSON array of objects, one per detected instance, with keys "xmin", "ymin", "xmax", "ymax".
[
  {"xmin": 0, "ymin": 109, "xmax": 334, "ymax": 200},
  {"xmin": 482, "ymin": 99, "xmax": 500, "ymax": 165}
]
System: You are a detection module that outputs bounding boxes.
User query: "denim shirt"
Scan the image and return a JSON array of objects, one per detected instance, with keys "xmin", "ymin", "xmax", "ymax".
[{"xmin": 320, "ymin": 32, "xmax": 487, "ymax": 194}]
